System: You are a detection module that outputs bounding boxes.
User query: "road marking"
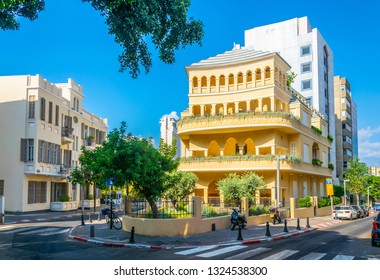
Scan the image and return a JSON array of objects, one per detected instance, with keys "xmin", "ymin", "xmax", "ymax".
[
  {"xmin": 39, "ymin": 228, "xmax": 70, "ymax": 236},
  {"xmin": 368, "ymin": 258, "xmax": 380, "ymax": 260},
  {"xmin": 197, "ymin": 245, "xmax": 247, "ymax": 258},
  {"xmin": 0, "ymin": 228, "xmax": 32, "ymax": 234},
  {"xmin": 175, "ymin": 245, "xmax": 218, "ymax": 255},
  {"xmin": 332, "ymin": 254, "xmax": 354, "ymax": 260},
  {"xmin": 299, "ymin": 252, "xmax": 327, "ymax": 260},
  {"xmin": 263, "ymin": 249, "xmax": 298, "ymax": 260},
  {"xmin": 18, "ymin": 228, "xmax": 58, "ymax": 235},
  {"xmin": 225, "ymin": 247, "xmax": 271, "ymax": 260}
]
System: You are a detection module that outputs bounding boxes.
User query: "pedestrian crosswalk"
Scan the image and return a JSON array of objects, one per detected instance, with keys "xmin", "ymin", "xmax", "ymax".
[
  {"xmin": 174, "ymin": 245, "xmax": 379, "ymax": 260},
  {"xmin": 0, "ymin": 227, "xmax": 70, "ymax": 237}
]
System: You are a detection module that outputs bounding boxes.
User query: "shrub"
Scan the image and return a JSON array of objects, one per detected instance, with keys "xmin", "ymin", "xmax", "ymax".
[
  {"xmin": 318, "ymin": 196, "xmax": 341, "ymax": 208},
  {"xmin": 328, "ymin": 162, "xmax": 334, "ymax": 170},
  {"xmin": 249, "ymin": 204, "xmax": 270, "ymax": 216},
  {"xmin": 298, "ymin": 195, "xmax": 312, "ymax": 208},
  {"xmin": 86, "ymin": 194, "xmax": 94, "ymax": 200},
  {"xmin": 59, "ymin": 194, "xmax": 70, "ymax": 202}
]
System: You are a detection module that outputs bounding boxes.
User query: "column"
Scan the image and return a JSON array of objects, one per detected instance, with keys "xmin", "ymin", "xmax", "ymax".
[
  {"xmin": 246, "ymin": 100, "xmax": 251, "ymax": 112},
  {"xmin": 235, "ymin": 102, "xmax": 239, "ymax": 114},
  {"xmin": 189, "ymin": 79, "xmax": 193, "ymax": 94},
  {"xmin": 270, "ymin": 97, "xmax": 275, "ymax": 112},
  {"xmin": 223, "ymin": 103, "xmax": 228, "ymax": 115},
  {"xmin": 207, "ymin": 78, "xmax": 211, "ymax": 93},
  {"xmin": 211, "ymin": 104, "xmax": 216, "ymax": 116},
  {"xmin": 200, "ymin": 104, "xmax": 205, "ymax": 116},
  {"xmin": 258, "ymin": 98, "xmax": 262, "ymax": 112}
]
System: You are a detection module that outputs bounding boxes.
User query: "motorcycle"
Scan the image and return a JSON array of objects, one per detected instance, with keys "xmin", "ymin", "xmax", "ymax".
[
  {"xmin": 270, "ymin": 207, "xmax": 282, "ymax": 225},
  {"xmin": 230, "ymin": 208, "xmax": 247, "ymax": 230}
]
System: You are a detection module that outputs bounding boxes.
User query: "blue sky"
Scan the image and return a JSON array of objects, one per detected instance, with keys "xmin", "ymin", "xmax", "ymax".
[{"xmin": 1, "ymin": 0, "xmax": 379, "ymax": 166}]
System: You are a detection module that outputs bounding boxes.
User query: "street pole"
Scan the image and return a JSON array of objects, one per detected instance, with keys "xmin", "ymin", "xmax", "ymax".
[
  {"xmin": 81, "ymin": 174, "xmax": 85, "ymax": 226},
  {"xmin": 276, "ymin": 155, "xmax": 286, "ymax": 208},
  {"xmin": 368, "ymin": 186, "xmax": 372, "ymax": 207},
  {"xmin": 343, "ymin": 179, "xmax": 349, "ymax": 206}
]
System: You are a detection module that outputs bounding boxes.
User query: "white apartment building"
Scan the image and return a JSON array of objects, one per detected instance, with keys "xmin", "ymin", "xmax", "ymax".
[
  {"xmin": 160, "ymin": 112, "xmax": 181, "ymax": 159},
  {"xmin": 244, "ymin": 16, "xmax": 337, "ymax": 183},
  {"xmin": 0, "ymin": 75, "xmax": 108, "ymax": 212}
]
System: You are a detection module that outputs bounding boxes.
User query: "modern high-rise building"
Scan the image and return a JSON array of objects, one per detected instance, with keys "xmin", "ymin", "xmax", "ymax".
[
  {"xmin": 333, "ymin": 76, "xmax": 358, "ymax": 182},
  {"xmin": 160, "ymin": 112, "xmax": 181, "ymax": 159},
  {"xmin": 177, "ymin": 45, "xmax": 333, "ymax": 207},
  {"xmin": 0, "ymin": 75, "xmax": 108, "ymax": 212},
  {"xmin": 244, "ymin": 16, "xmax": 337, "ymax": 183}
]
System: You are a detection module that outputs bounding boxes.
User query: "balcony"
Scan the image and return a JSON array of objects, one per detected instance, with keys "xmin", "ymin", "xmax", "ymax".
[
  {"xmin": 177, "ymin": 111, "xmax": 330, "ymax": 147},
  {"xmin": 61, "ymin": 127, "xmax": 74, "ymax": 144},
  {"xmin": 179, "ymin": 155, "xmax": 332, "ymax": 177}
]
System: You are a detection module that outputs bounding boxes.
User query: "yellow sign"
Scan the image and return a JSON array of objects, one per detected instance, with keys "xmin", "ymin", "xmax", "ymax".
[{"xmin": 326, "ymin": 178, "xmax": 334, "ymax": 196}]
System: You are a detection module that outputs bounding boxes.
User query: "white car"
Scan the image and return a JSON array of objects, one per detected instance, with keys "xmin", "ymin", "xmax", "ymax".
[{"xmin": 332, "ymin": 206, "xmax": 357, "ymax": 220}]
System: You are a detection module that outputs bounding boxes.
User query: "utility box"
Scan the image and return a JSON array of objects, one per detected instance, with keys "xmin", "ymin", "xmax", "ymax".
[{"xmin": 0, "ymin": 196, "xmax": 4, "ymax": 224}]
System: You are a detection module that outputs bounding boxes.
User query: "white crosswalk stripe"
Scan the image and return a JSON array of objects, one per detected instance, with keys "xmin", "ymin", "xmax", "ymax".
[
  {"xmin": 225, "ymin": 247, "xmax": 271, "ymax": 260},
  {"xmin": 0, "ymin": 227, "xmax": 70, "ymax": 236},
  {"xmin": 332, "ymin": 254, "xmax": 355, "ymax": 260},
  {"xmin": 196, "ymin": 245, "xmax": 247, "ymax": 258},
  {"xmin": 299, "ymin": 252, "xmax": 327, "ymax": 260},
  {"xmin": 175, "ymin": 245, "xmax": 218, "ymax": 256},
  {"xmin": 263, "ymin": 249, "xmax": 299, "ymax": 260},
  {"xmin": 39, "ymin": 228, "xmax": 70, "ymax": 236}
]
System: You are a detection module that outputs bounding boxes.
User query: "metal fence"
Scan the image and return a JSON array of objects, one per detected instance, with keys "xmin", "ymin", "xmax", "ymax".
[
  {"xmin": 125, "ymin": 198, "xmax": 194, "ymax": 219},
  {"xmin": 202, "ymin": 198, "xmax": 242, "ymax": 218}
]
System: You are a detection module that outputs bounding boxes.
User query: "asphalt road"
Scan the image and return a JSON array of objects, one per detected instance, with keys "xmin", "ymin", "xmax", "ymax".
[{"xmin": 0, "ymin": 215, "xmax": 378, "ymax": 260}]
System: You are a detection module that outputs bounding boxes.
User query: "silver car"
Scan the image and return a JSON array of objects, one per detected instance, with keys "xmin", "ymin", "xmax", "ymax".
[{"xmin": 332, "ymin": 206, "xmax": 357, "ymax": 220}]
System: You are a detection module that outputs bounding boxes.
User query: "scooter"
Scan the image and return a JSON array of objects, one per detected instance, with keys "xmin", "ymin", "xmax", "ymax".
[
  {"xmin": 270, "ymin": 207, "xmax": 282, "ymax": 224},
  {"xmin": 230, "ymin": 208, "xmax": 247, "ymax": 230}
]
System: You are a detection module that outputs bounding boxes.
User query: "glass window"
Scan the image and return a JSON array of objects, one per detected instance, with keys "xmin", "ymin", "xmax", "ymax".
[
  {"xmin": 301, "ymin": 79, "xmax": 312, "ymax": 91},
  {"xmin": 303, "ymin": 144, "xmax": 309, "ymax": 163},
  {"xmin": 28, "ymin": 181, "xmax": 47, "ymax": 204},
  {"xmin": 301, "ymin": 62, "xmax": 312, "ymax": 73},
  {"xmin": 0, "ymin": 180, "xmax": 4, "ymax": 196},
  {"xmin": 300, "ymin": 45, "xmax": 311, "ymax": 56},
  {"xmin": 290, "ymin": 142, "xmax": 296, "ymax": 155},
  {"xmin": 28, "ymin": 96, "xmax": 36, "ymax": 119}
]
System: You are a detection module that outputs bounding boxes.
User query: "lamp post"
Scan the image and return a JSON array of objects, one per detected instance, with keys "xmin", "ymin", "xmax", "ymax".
[
  {"xmin": 368, "ymin": 186, "xmax": 373, "ymax": 208},
  {"xmin": 276, "ymin": 155, "xmax": 287, "ymax": 208},
  {"xmin": 343, "ymin": 179, "xmax": 350, "ymax": 206}
]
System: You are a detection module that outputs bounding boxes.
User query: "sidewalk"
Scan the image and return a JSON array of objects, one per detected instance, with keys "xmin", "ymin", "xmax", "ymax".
[{"xmin": 68, "ymin": 215, "xmax": 343, "ymax": 249}]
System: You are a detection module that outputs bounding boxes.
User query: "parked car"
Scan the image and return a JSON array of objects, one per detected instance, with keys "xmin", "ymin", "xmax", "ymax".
[
  {"xmin": 371, "ymin": 212, "xmax": 380, "ymax": 246},
  {"xmin": 359, "ymin": 205, "xmax": 369, "ymax": 217},
  {"xmin": 351, "ymin": 205, "xmax": 364, "ymax": 218},
  {"xmin": 332, "ymin": 206, "xmax": 357, "ymax": 220},
  {"xmin": 374, "ymin": 203, "xmax": 380, "ymax": 211}
]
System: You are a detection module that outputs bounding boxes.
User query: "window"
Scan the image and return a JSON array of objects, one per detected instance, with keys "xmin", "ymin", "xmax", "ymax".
[
  {"xmin": 48, "ymin": 101, "xmax": 53, "ymax": 124},
  {"xmin": 28, "ymin": 96, "xmax": 36, "ymax": 119},
  {"xmin": 38, "ymin": 140, "xmax": 61, "ymax": 164},
  {"xmin": 55, "ymin": 105, "xmax": 59, "ymax": 126},
  {"xmin": 210, "ymin": 76, "xmax": 216, "ymax": 87},
  {"xmin": 303, "ymin": 143, "xmax": 309, "ymax": 163},
  {"xmin": 192, "ymin": 77, "xmax": 198, "ymax": 88},
  {"xmin": 322, "ymin": 152, "xmax": 327, "ymax": 167},
  {"xmin": 201, "ymin": 76, "xmax": 207, "ymax": 88},
  {"xmin": 290, "ymin": 142, "xmax": 296, "ymax": 155},
  {"xmin": 302, "ymin": 110, "xmax": 309, "ymax": 126},
  {"xmin": 40, "ymin": 97, "xmax": 46, "ymax": 121},
  {"xmin": 305, "ymin": 97, "xmax": 312, "ymax": 106},
  {"xmin": 246, "ymin": 71, "xmax": 252, "ymax": 83},
  {"xmin": 237, "ymin": 72, "xmax": 243, "ymax": 84},
  {"xmin": 343, "ymin": 123, "xmax": 352, "ymax": 132},
  {"xmin": 20, "ymin": 139, "xmax": 34, "ymax": 162},
  {"xmin": 343, "ymin": 135, "xmax": 352, "ymax": 144},
  {"xmin": 301, "ymin": 79, "xmax": 312, "ymax": 91},
  {"xmin": 255, "ymin": 68, "xmax": 261, "ymax": 80},
  {"xmin": 0, "ymin": 180, "xmax": 4, "ymax": 196},
  {"xmin": 264, "ymin": 67, "xmax": 271, "ymax": 79},
  {"xmin": 27, "ymin": 181, "xmax": 47, "ymax": 204},
  {"xmin": 300, "ymin": 45, "xmax": 311, "ymax": 56},
  {"xmin": 219, "ymin": 75, "xmax": 225, "ymax": 86},
  {"xmin": 301, "ymin": 62, "xmax": 312, "ymax": 73}
]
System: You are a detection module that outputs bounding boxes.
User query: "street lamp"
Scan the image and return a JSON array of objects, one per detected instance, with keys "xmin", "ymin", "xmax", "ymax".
[
  {"xmin": 343, "ymin": 179, "xmax": 350, "ymax": 206},
  {"xmin": 368, "ymin": 186, "xmax": 373, "ymax": 208},
  {"xmin": 276, "ymin": 155, "xmax": 287, "ymax": 208}
]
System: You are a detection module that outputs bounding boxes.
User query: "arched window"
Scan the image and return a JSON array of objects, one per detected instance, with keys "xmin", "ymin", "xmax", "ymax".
[
  {"xmin": 255, "ymin": 68, "xmax": 261, "ymax": 80},
  {"xmin": 246, "ymin": 70, "xmax": 252, "ymax": 83},
  {"xmin": 219, "ymin": 75, "xmax": 225, "ymax": 86},
  {"xmin": 228, "ymin": 73, "xmax": 234, "ymax": 85},
  {"xmin": 264, "ymin": 67, "xmax": 271, "ymax": 79},
  {"xmin": 237, "ymin": 72, "xmax": 243, "ymax": 84},
  {"xmin": 210, "ymin": 76, "xmax": 216, "ymax": 87},
  {"xmin": 201, "ymin": 76, "xmax": 207, "ymax": 88},
  {"xmin": 192, "ymin": 76, "xmax": 198, "ymax": 88}
]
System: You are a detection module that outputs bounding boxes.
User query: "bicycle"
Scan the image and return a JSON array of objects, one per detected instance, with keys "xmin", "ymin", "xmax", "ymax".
[{"xmin": 105, "ymin": 209, "xmax": 122, "ymax": 230}]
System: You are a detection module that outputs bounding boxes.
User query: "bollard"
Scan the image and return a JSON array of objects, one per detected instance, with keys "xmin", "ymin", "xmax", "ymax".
[
  {"xmin": 237, "ymin": 226, "xmax": 243, "ymax": 241},
  {"xmin": 265, "ymin": 222, "xmax": 271, "ymax": 237},
  {"xmin": 89, "ymin": 212, "xmax": 92, "ymax": 223},
  {"xmin": 306, "ymin": 217, "xmax": 311, "ymax": 228},
  {"xmin": 98, "ymin": 210, "xmax": 102, "ymax": 222},
  {"xmin": 129, "ymin": 226, "xmax": 135, "ymax": 244},
  {"xmin": 296, "ymin": 218, "xmax": 301, "ymax": 230},
  {"xmin": 1, "ymin": 213, "xmax": 4, "ymax": 224},
  {"xmin": 90, "ymin": 225, "xmax": 95, "ymax": 238},
  {"xmin": 283, "ymin": 219, "xmax": 288, "ymax": 233}
]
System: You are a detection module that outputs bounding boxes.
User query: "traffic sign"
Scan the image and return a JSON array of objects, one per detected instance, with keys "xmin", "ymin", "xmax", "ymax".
[
  {"xmin": 326, "ymin": 178, "xmax": 334, "ymax": 196},
  {"xmin": 106, "ymin": 178, "xmax": 114, "ymax": 186}
]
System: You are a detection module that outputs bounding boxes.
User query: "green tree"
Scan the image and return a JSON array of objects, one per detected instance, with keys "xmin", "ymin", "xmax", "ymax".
[
  {"xmin": 217, "ymin": 172, "xmax": 265, "ymax": 202},
  {"xmin": 1, "ymin": 0, "xmax": 204, "ymax": 78},
  {"xmin": 163, "ymin": 170, "xmax": 198, "ymax": 209},
  {"xmin": 286, "ymin": 71, "xmax": 297, "ymax": 87},
  {"xmin": 333, "ymin": 185, "xmax": 344, "ymax": 198},
  {"xmin": 344, "ymin": 158, "xmax": 369, "ymax": 204},
  {"xmin": 0, "ymin": 0, "xmax": 45, "ymax": 30},
  {"xmin": 368, "ymin": 175, "xmax": 380, "ymax": 202}
]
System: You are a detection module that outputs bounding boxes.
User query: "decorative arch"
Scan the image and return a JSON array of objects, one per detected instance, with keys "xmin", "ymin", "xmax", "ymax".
[
  {"xmin": 208, "ymin": 180, "xmax": 220, "ymax": 198},
  {"xmin": 255, "ymin": 68, "xmax": 262, "ymax": 80},
  {"xmin": 219, "ymin": 75, "xmax": 225, "ymax": 86},
  {"xmin": 208, "ymin": 141, "xmax": 220, "ymax": 156},
  {"xmin": 210, "ymin": 76, "xmax": 216, "ymax": 87},
  {"xmin": 224, "ymin": 138, "xmax": 239, "ymax": 156},
  {"xmin": 237, "ymin": 72, "xmax": 243, "ymax": 84},
  {"xmin": 246, "ymin": 70, "xmax": 252, "ymax": 83},
  {"xmin": 192, "ymin": 76, "xmax": 198, "ymax": 87},
  {"xmin": 244, "ymin": 138, "xmax": 256, "ymax": 155},
  {"xmin": 201, "ymin": 76, "xmax": 207, "ymax": 88},
  {"xmin": 264, "ymin": 66, "xmax": 271, "ymax": 79},
  {"xmin": 228, "ymin": 73, "xmax": 234, "ymax": 85}
]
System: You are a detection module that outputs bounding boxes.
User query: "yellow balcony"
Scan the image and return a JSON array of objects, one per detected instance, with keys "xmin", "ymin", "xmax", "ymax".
[{"xmin": 179, "ymin": 155, "xmax": 332, "ymax": 177}]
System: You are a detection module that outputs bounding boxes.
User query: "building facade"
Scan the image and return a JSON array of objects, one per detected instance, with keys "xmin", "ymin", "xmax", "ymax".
[
  {"xmin": 160, "ymin": 112, "xmax": 181, "ymax": 159},
  {"xmin": 333, "ymin": 76, "xmax": 358, "ymax": 182},
  {"xmin": 177, "ymin": 46, "xmax": 332, "ymax": 207},
  {"xmin": 244, "ymin": 16, "xmax": 337, "ymax": 183},
  {"xmin": 368, "ymin": 166, "xmax": 380, "ymax": 176},
  {"xmin": 0, "ymin": 75, "xmax": 108, "ymax": 212}
]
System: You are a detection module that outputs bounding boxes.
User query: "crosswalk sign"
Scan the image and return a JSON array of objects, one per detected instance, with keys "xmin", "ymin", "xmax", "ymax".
[{"xmin": 106, "ymin": 178, "xmax": 114, "ymax": 186}]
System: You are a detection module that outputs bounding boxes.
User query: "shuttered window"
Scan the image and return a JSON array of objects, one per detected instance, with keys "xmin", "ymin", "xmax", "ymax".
[
  {"xmin": 20, "ymin": 139, "xmax": 34, "ymax": 162},
  {"xmin": 0, "ymin": 180, "xmax": 4, "ymax": 196},
  {"xmin": 48, "ymin": 101, "xmax": 53, "ymax": 124},
  {"xmin": 27, "ymin": 181, "xmax": 47, "ymax": 204},
  {"xmin": 40, "ymin": 98, "xmax": 46, "ymax": 121}
]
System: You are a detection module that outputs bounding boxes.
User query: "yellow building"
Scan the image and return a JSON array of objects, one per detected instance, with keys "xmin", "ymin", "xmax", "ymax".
[
  {"xmin": 177, "ymin": 46, "xmax": 333, "ymax": 207},
  {"xmin": 0, "ymin": 75, "xmax": 108, "ymax": 212}
]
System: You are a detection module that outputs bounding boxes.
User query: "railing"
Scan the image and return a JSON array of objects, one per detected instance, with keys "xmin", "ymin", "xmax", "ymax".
[
  {"xmin": 202, "ymin": 199, "xmax": 241, "ymax": 218},
  {"xmin": 125, "ymin": 198, "xmax": 194, "ymax": 219},
  {"xmin": 61, "ymin": 127, "xmax": 74, "ymax": 138}
]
